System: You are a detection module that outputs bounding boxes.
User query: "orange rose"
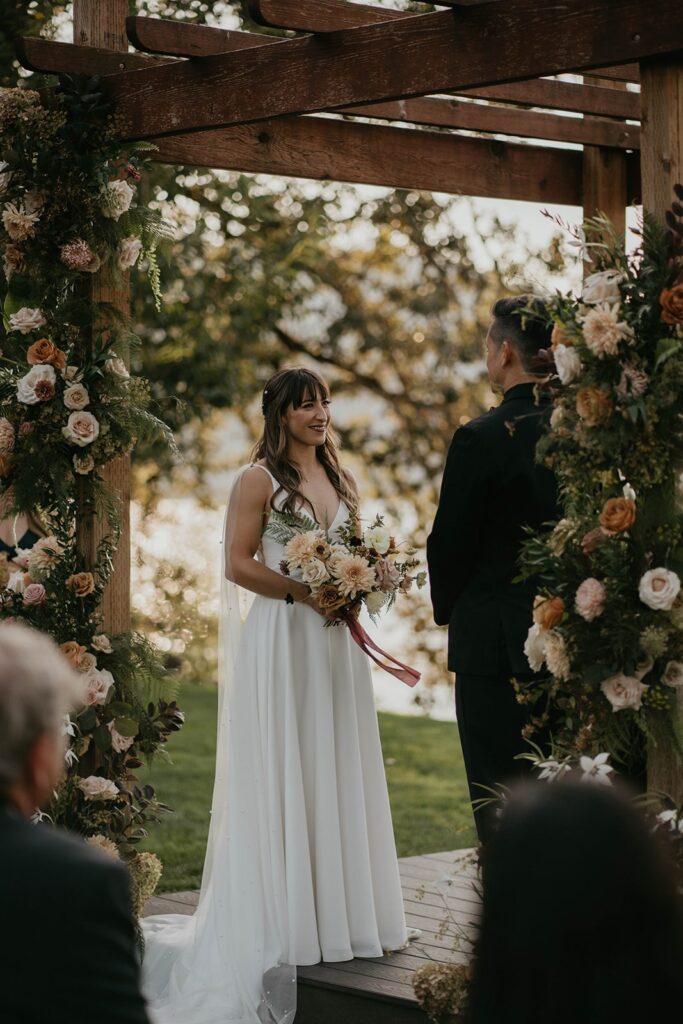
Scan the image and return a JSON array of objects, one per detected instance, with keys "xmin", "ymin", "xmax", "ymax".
[
  {"xmin": 66, "ymin": 571, "xmax": 95, "ymax": 597},
  {"xmin": 599, "ymin": 497, "xmax": 636, "ymax": 535},
  {"xmin": 26, "ymin": 337, "xmax": 67, "ymax": 371},
  {"xmin": 660, "ymin": 283, "xmax": 683, "ymax": 325},
  {"xmin": 533, "ymin": 595, "xmax": 565, "ymax": 631},
  {"xmin": 0, "ymin": 553, "xmax": 9, "ymax": 589},
  {"xmin": 0, "ymin": 453, "xmax": 12, "ymax": 477},
  {"xmin": 576, "ymin": 387, "xmax": 613, "ymax": 427},
  {"xmin": 551, "ymin": 322, "xmax": 572, "ymax": 350},
  {"xmin": 60, "ymin": 640, "xmax": 86, "ymax": 667}
]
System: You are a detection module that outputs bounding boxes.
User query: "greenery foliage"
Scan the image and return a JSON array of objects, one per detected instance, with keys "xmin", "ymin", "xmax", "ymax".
[
  {"xmin": 519, "ymin": 197, "xmax": 683, "ymax": 769},
  {"xmin": 0, "ymin": 77, "xmax": 182, "ymax": 864}
]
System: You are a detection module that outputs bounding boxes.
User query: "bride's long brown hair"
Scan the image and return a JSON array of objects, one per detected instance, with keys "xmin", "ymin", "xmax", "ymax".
[{"xmin": 251, "ymin": 367, "xmax": 359, "ymax": 520}]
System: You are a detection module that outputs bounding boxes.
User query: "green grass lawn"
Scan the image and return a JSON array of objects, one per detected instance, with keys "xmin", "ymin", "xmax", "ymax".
[{"xmin": 138, "ymin": 683, "xmax": 475, "ymax": 893}]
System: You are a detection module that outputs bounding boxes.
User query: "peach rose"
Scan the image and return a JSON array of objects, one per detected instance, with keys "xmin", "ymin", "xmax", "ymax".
[
  {"xmin": 582, "ymin": 527, "xmax": 606, "ymax": 556},
  {"xmin": 660, "ymin": 283, "xmax": 683, "ymax": 325},
  {"xmin": 26, "ymin": 338, "xmax": 66, "ymax": 370},
  {"xmin": 533, "ymin": 595, "xmax": 565, "ymax": 631},
  {"xmin": 66, "ymin": 571, "xmax": 95, "ymax": 597},
  {"xmin": 551, "ymin": 322, "xmax": 572, "ymax": 350},
  {"xmin": 599, "ymin": 497, "xmax": 636, "ymax": 535},
  {"xmin": 316, "ymin": 582, "xmax": 348, "ymax": 613},
  {"xmin": 576, "ymin": 387, "xmax": 613, "ymax": 427},
  {"xmin": 22, "ymin": 582, "xmax": 45, "ymax": 606},
  {"xmin": 60, "ymin": 640, "xmax": 86, "ymax": 667}
]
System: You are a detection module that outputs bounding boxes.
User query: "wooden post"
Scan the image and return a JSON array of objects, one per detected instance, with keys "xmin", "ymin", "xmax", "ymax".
[
  {"xmin": 582, "ymin": 146, "xmax": 628, "ymax": 239},
  {"xmin": 641, "ymin": 57, "xmax": 683, "ymax": 798},
  {"xmin": 582, "ymin": 77, "xmax": 629, "ymax": 241},
  {"xmin": 73, "ymin": 0, "xmax": 131, "ymax": 634}
]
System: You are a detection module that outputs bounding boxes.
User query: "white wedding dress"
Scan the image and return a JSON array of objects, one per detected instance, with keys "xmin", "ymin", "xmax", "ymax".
[{"xmin": 141, "ymin": 464, "xmax": 408, "ymax": 1023}]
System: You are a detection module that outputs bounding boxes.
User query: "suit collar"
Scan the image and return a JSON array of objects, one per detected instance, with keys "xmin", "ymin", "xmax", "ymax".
[{"xmin": 502, "ymin": 382, "xmax": 546, "ymax": 404}]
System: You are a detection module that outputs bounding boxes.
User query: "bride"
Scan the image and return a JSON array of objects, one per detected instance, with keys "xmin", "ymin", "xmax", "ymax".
[{"xmin": 141, "ymin": 367, "xmax": 409, "ymax": 1023}]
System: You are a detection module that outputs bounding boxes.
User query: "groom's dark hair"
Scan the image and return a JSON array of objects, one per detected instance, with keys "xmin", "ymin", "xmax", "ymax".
[{"xmin": 489, "ymin": 295, "xmax": 552, "ymax": 373}]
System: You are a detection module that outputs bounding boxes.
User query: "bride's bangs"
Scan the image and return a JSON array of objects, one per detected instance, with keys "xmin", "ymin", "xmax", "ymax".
[{"xmin": 289, "ymin": 371, "xmax": 330, "ymax": 411}]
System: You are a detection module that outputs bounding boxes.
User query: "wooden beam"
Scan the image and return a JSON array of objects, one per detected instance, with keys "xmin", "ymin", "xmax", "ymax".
[
  {"xmin": 16, "ymin": 38, "xmax": 639, "ymax": 150},
  {"xmin": 126, "ymin": 15, "xmax": 284, "ymax": 57},
  {"xmin": 17, "ymin": 37, "xmax": 642, "ymax": 123},
  {"xmin": 73, "ymin": 0, "xmax": 131, "ymax": 635},
  {"xmin": 250, "ymin": 0, "xmax": 641, "ymax": 86},
  {"xmin": 16, "ymin": 36, "xmax": 175, "ymax": 74},
  {"xmin": 585, "ymin": 64, "xmax": 640, "ymax": 84},
  {"xmin": 150, "ymin": 115, "xmax": 585, "ymax": 205},
  {"xmin": 102, "ymin": 1, "xmax": 672, "ymax": 141},
  {"xmin": 343, "ymin": 98, "xmax": 640, "ymax": 150},
  {"xmin": 458, "ymin": 79, "xmax": 639, "ymax": 120},
  {"xmin": 640, "ymin": 57, "xmax": 683, "ymax": 800}
]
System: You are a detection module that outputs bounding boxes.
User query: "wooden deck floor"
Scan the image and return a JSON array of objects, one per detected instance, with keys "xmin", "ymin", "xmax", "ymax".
[{"xmin": 144, "ymin": 848, "xmax": 480, "ymax": 1023}]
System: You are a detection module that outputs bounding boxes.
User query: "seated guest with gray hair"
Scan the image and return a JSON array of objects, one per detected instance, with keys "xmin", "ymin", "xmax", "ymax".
[{"xmin": 0, "ymin": 623, "xmax": 150, "ymax": 1024}]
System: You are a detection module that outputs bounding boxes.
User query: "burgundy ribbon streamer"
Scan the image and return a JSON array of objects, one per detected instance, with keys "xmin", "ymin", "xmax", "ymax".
[{"xmin": 346, "ymin": 615, "xmax": 421, "ymax": 687}]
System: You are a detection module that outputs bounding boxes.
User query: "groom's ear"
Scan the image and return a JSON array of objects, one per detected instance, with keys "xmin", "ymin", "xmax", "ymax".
[{"xmin": 500, "ymin": 338, "xmax": 515, "ymax": 365}]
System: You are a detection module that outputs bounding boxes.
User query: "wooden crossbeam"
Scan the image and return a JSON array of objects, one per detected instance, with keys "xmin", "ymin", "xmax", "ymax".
[
  {"xmin": 149, "ymin": 114, "xmax": 590, "ymax": 205},
  {"xmin": 250, "ymin": 0, "xmax": 640, "ymax": 84},
  {"xmin": 343, "ymin": 98, "xmax": 640, "ymax": 150},
  {"xmin": 100, "ymin": 1, "xmax": 670, "ymax": 141},
  {"xmin": 126, "ymin": 15, "xmax": 283, "ymax": 57},
  {"xmin": 18, "ymin": 36, "xmax": 641, "ymax": 127},
  {"xmin": 17, "ymin": 37, "xmax": 639, "ymax": 150},
  {"xmin": 459, "ymin": 79, "xmax": 639, "ymax": 119}
]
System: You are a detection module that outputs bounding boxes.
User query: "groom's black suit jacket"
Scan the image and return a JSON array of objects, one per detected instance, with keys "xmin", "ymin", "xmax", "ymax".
[
  {"xmin": 0, "ymin": 803, "xmax": 150, "ymax": 1024},
  {"xmin": 427, "ymin": 383, "xmax": 558, "ymax": 675}
]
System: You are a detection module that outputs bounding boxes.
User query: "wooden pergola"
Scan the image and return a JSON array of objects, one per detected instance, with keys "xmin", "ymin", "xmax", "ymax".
[{"xmin": 19, "ymin": 0, "xmax": 683, "ymax": 780}]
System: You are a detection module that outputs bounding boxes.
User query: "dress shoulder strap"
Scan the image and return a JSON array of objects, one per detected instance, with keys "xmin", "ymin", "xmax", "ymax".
[{"xmin": 249, "ymin": 462, "xmax": 280, "ymax": 490}]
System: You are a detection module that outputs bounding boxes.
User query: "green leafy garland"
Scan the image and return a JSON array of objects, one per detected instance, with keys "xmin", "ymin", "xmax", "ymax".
[
  {"xmin": 518, "ymin": 193, "xmax": 683, "ymax": 771},
  {"xmin": 0, "ymin": 78, "xmax": 183, "ymax": 898}
]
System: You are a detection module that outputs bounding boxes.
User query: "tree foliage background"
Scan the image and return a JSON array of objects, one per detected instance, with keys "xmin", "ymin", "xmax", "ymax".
[{"xmin": 2, "ymin": 0, "xmax": 569, "ymax": 697}]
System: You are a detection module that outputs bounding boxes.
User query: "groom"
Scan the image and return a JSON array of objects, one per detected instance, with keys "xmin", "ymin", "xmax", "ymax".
[{"xmin": 428, "ymin": 296, "xmax": 558, "ymax": 842}]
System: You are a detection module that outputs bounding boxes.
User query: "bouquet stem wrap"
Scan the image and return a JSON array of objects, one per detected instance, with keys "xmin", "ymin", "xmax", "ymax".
[{"xmin": 346, "ymin": 615, "xmax": 420, "ymax": 687}]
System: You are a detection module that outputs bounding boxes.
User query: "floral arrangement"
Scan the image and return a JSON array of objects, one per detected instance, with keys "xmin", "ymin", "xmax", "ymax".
[
  {"xmin": 0, "ymin": 77, "xmax": 183, "ymax": 873},
  {"xmin": 518, "ymin": 190, "xmax": 683, "ymax": 768},
  {"xmin": 270, "ymin": 509, "xmax": 426, "ymax": 684},
  {"xmin": 274, "ymin": 511, "xmax": 425, "ymax": 621}
]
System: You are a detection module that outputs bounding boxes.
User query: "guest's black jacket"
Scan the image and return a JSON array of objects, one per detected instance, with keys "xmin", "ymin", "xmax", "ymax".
[
  {"xmin": 0, "ymin": 803, "xmax": 150, "ymax": 1024},
  {"xmin": 427, "ymin": 383, "xmax": 559, "ymax": 675}
]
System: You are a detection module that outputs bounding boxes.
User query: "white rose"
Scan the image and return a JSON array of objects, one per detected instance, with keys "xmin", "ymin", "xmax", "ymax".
[
  {"xmin": 524, "ymin": 623, "xmax": 547, "ymax": 672},
  {"xmin": 364, "ymin": 526, "xmax": 391, "ymax": 555},
  {"xmin": 105, "ymin": 356, "xmax": 130, "ymax": 378},
  {"xmin": 107, "ymin": 720, "xmax": 135, "ymax": 754},
  {"xmin": 8, "ymin": 306, "xmax": 46, "ymax": 335},
  {"xmin": 550, "ymin": 405, "xmax": 565, "ymax": 431},
  {"xmin": 117, "ymin": 236, "xmax": 142, "ymax": 271},
  {"xmin": 301, "ymin": 558, "xmax": 330, "ymax": 587},
  {"xmin": 77, "ymin": 776, "xmax": 119, "ymax": 801},
  {"xmin": 63, "ymin": 383, "xmax": 90, "ymax": 410},
  {"xmin": 91, "ymin": 633, "xmax": 113, "ymax": 654},
  {"xmin": 64, "ymin": 365, "xmax": 82, "ymax": 382},
  {"xmin": 365, "ymin": 590, "xmax": 388, "ymax": 615},
  {"xmin": 600, "ymin": 672, "xmax": 648, "ymax": 711},
  {"xmin": 100, "ymin": 179, "xmax": 135, "ymax": 221},
  {"xmin": 639, "ymin": 568, "xmax": 681, "ymax": 611},
  {"xmin": 581, "ymin": 270, "xmax": 624, "ymax": 306},
  {"xmin": 62, "ymin": 410, "xmax": 100, "ymax": 447},
  {"xmin": 554, "ymin": 344, "xmax": 582, "ymax": 385},
  {"xmin": 16, "ymin": 364, "xmax": 55, "ymax": 405},
  {"xmin": 663, "ymin": 661, "xmax": 683, "ymax": 688}
]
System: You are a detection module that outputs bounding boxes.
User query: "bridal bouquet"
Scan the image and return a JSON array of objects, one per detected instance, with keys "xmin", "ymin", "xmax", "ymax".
[
  {"xmin": 279, "ymin": 514, "xmax": 425, "ymax": 620},
  {"xmin": 270, "ymin": 510, "xmax": 426, "ymax": 684}
]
